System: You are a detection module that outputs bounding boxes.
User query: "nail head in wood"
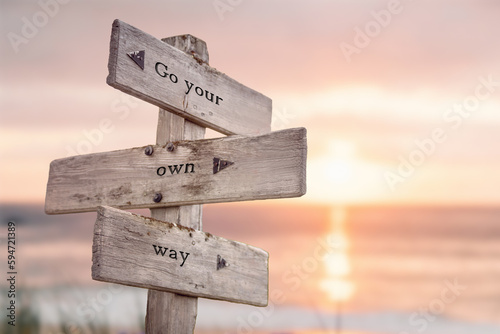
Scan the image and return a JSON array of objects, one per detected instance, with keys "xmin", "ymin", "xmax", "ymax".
[
  {"xmin": 144, "ymin": 145, "xmax": 154, "ymax": 156},
  {"xmin": 153, "ymin": 193, "xmax": 163, "ymax": 203},
  {"xmin": 166, "ymin": 142, "xmax": 175, "ymax": 152}
]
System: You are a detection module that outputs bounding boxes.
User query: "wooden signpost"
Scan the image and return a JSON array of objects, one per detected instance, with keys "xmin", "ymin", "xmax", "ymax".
[
  {"xmin": 93, "ymin": 206, "xmax": 268, "ymax": 307},
  {"xmin": 107, "ymin": 20, "xmax": 271, "ymax": 136},
  {"xmin": 45, "ymin": 19, "xmax": 307, "ymax": 333},
  {"xmin": 46, "ymin": 128, "xmax": 306, "ymax": 214}
]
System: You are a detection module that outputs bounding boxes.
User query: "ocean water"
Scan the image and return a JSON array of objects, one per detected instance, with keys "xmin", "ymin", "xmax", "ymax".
[{"xmin": 1, "ymin": 203, "xmax": 499, "ymax": 333}]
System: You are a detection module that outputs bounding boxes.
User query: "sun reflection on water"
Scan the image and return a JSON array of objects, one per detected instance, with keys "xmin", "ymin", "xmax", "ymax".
[{"xmin": 321, "ymin": 206, "xmax": 355, "ymax": 302}]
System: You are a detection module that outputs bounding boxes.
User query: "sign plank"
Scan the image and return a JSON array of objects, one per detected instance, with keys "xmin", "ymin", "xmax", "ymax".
[
  {"xmin": 45, "ymin": 127, "xmax": 307, "ymax": 214},
  {"xmin": 107, "ymin": 19, "xmax": 272, "ymax": 136},
  {"xmin": 92, "ymin": 206, "xmax": 269, "ymax": 307}
]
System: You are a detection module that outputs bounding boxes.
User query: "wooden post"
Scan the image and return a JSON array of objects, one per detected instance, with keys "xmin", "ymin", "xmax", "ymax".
[{"xmin": 146, "ymin": 35, "xmax": 209, "ymax": 334}]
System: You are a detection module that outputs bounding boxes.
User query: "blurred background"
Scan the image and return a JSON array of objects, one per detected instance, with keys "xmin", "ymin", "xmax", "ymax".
[{"xmin": 1, "ymin": 0, "xmax": 500, "ymax": 333}]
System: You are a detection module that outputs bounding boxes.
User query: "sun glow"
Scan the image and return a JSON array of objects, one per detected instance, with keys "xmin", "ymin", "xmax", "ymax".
[
  {"xmin": 306, "ymin": 139, "xmax": 389, "ymax": 204},
  {"xmin": 325, "ymin": 141, "xmax": 355, "ymax": 185}
]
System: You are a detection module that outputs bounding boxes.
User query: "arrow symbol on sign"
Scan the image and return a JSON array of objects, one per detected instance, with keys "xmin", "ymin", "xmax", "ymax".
[
  {"xmin": 127, "ymin": 50, "xmax": 145, "ymax": 70},
  {"xmin": 213, "ymin": 157, "xmax": 234, "ymax": 174},
  {"xmin": 217, "ymin": 255, "xmax": 229, "ymax": 270}
]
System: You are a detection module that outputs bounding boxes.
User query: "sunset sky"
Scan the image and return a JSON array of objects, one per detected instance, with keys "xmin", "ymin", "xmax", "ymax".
[
  {"xmin": 2, "ymin": 2, "xmax": 500, "ymax": 332},
  {"xmin": 1, "ymin": 0, "xmax": 500, "ymax": 205}
]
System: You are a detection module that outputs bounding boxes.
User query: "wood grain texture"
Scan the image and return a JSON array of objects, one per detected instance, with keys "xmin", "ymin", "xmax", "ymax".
[
  {"xmin": 107, "ymin": 19, "xmax": 272, "ymax": 136},
  {"xmin": 92, "ymin": 206, "xmax": 269, "ymax": 307},
  {"xmin": 149, "ymin": 35, "xmax": 207, "ymax": 334},
  {"xmin": 45, "ymin": 128, "xmax": 307, "ymax": 214},
  {"xmin": 147, "ymin": 112, "xmax": 203, "ymax": 334},
  {"xmin": 146, "ymin": 290, "xmax": 197, "ymax": 334},
  {"xmin": 161, "ymin": 35, "xmax": 209, "ymax": 65},
  {"xmin": 147, "ymin": 110, "xmax": 204, "ymax": 333}
]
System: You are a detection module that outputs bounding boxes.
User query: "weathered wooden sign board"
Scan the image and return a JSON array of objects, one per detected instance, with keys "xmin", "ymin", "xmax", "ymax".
[
  {"xmin": 92, "ymin": 206, "xmax": 268, "ymax": 306},
  {"xmin": 45, "ymin": 128, "xmax": 306, "ymax": 214},
  {"xmin": 45, "ymin": 19, "xmax": 308, "ymax": 333},
  {"xmin": 108, "ymin": 19, "xmax": 272, "ymax": 136}
]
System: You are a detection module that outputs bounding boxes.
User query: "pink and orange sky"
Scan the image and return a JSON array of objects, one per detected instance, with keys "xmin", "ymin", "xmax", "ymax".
[{"xmin": 1, "ymin": 0, "xmax": 500, "ymax": 206}]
